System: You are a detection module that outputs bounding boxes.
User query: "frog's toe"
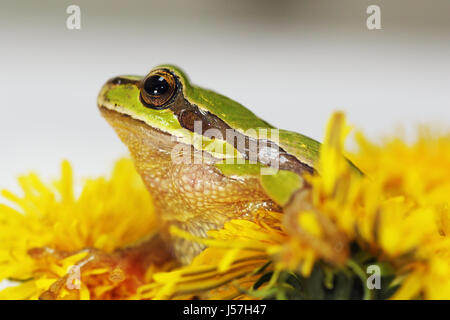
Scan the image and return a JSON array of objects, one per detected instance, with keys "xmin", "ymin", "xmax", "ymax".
[
  {"xmin": 37, "ymin": 248, "xmax": 120, "ymax": 300},
  {"xmin": 30, "ymin": 233, "xmax": 175, "ymax": 299}
]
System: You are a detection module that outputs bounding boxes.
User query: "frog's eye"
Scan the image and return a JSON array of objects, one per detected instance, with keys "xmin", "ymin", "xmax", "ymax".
[{"xmin": 140, "ymin": 70, "xmax": 177, "ymax": 109}]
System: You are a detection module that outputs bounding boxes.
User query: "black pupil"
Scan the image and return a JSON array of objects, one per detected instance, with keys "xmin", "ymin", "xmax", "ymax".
[{"xmin": 144, "ymin": 75, "xmax": 169, "ymax": 96}]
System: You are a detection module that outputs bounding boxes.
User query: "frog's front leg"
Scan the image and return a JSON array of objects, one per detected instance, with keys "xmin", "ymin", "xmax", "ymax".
[{"xmin": 29, "ymin": 232, "xmax": 175, "ymax": 300}]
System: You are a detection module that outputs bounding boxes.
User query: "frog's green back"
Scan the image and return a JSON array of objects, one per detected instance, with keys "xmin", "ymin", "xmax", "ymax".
[
  {"xmin": 159, "ymin": 64, "xmax": 321, "ymax": 168},
  {"xmin": 278, "ymin": 130, "xmax": 321, "ymax": 168}
]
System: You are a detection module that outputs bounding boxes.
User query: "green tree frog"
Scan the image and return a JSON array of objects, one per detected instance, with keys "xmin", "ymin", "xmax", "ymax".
[{"xmin": 97, "ymin": 65, "xmax": 322, "ymax": 265}]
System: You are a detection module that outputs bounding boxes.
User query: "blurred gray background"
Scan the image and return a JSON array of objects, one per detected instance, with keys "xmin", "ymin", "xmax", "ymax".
[{"xmin": 1, "ymin": 0, "xmax": 449, "ymax": 192}]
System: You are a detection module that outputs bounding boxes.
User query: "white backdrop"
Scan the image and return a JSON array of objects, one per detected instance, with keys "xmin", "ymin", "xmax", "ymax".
[{"xmin": 1, "ymin": 0, "xmax": 449, "ymax": 193}]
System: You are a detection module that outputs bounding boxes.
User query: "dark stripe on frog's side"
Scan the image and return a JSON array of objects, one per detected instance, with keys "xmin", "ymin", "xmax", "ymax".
[{"xmin": 169, "ymin": 92, "xmax": 313, "ymax": 176}]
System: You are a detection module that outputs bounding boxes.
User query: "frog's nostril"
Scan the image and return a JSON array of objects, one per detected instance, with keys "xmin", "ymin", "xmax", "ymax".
[
  {"xmin": 107, "ymin": 77, "xmax": 124, "ymax": 85},
  {"xmin": 106, "ymin": 76, "xmax": 139, "ymax": 86}
]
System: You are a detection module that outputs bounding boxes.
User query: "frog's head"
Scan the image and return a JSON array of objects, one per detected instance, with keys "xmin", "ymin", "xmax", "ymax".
[{"xmin": 97, "ymin": 64, "xmax": 273, "ymax": 159}]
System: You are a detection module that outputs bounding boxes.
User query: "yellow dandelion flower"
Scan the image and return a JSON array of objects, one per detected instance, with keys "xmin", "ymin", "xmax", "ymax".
[
  {"xmin": 134, "ymin": 211, "xmax": 285, "ymax": 300},
  {"xmin": 274, "ymin": 112, "xmax": 450, "ymax": 299},
  {"xmin": 0, "ymin": 159, "xmax": 165, "ymax": 299}
]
